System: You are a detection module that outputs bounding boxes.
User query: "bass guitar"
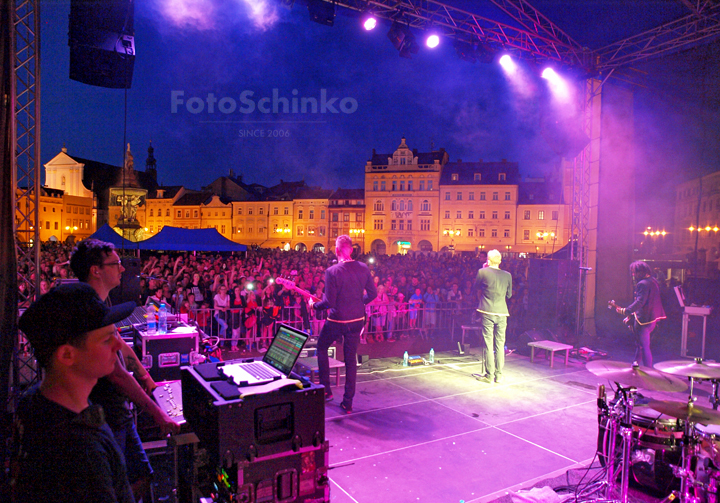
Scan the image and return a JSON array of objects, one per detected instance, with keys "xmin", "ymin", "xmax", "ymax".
[
  {"xmin": 275, "ymin": 277, "xmax": 322, "ymax": 303},
  {"xmin": 608, "ymin": 300, "xmax": 635, "ymax": 330}
]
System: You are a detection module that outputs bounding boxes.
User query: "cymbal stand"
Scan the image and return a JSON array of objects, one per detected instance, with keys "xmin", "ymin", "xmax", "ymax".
[
  {"xmin": 709, "ymin": 379, "xmax": 720, "ymax": 410},
  {"xmin": 674, "ymin": 414, "xmax": 702, "ymax": 503},
  {"xmin": 597, "ymin": 384, "xmax": 636, "ymax": 503}
]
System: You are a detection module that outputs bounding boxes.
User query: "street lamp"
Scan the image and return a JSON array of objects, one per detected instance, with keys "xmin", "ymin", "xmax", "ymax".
[{"xmin": 443, "ymin": 229, "xmax": 458, "ymax": 254}]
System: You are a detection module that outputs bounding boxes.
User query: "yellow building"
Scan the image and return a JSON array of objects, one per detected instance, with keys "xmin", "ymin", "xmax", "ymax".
[
  {"xmin": 202, "ymin": 195, "xmax": 233, "ymax": 239},
  {"xmin": 173, "ymin": 192, "xmax": 210, "ymax": 230},
  {"xmin": 516, "ymin": 179, "xmax": 570, "ymax": 256},
  {"xmin": 365, "ymin": 137, "xmax": 447, "ymax": 254},
  {"xmin": 145, "ymin": 186, "xmax": 186, "ymax": 236},
  {"xmin": 674, "ymin": 171, "xmax": 720, "ymax": 262},
  {"xmin": 293, "ymin": 188, "xmax": 332, "ymax": 252},
  {"xmin": 329, "ymin": 188, "xmax": 365, "ymax": 253},
  {"xmin": 232, "ymin": 200, "xmax": 271, "ymax": 247},
  {"xmin": 265, "ymin": 200, "xmax": 294, "ymax": 249}
]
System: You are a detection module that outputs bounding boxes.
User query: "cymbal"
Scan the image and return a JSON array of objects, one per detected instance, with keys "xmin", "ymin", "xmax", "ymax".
[
  {"xmin": 654, "ymin": 360, "xmax": 720, "ymax": 380},
  {"xmin": 647, "ymin": 400, "xmax": 720, "ymax": 426},
  {"xmin": 586, "ymin": 360, "xmax": 687, "ymax": 392}
]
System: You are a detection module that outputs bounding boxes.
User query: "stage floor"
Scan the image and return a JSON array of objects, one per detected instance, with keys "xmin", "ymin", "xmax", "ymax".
[{"xmin": 320, "ymin": 344, "xmax": 705, "ymax": 503}]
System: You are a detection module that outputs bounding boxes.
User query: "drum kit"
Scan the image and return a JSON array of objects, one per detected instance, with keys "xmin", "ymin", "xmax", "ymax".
[{"xmin": 588, "ymin": 358, "xmax": 720, "ymax": 503}]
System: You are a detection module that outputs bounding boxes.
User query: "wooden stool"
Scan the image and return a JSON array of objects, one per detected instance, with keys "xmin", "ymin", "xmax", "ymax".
[
  {"xmin": 527, "ymin": 340, "xmax": 573, "ymax": 368},
  {"xmin": 294, "ymin": 356, "xmax": 344, "ymax": 386}
]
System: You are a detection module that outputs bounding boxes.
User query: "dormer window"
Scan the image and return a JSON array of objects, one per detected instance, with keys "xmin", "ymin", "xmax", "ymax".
[
  {"xmin": 474, "ymin": 173, "xmax": 481, "ymax": 181},
  {"xmin": 499, "ymin": 173, "xmax": 506, "ymax": 181},
  {"xmin": 451, "ymin": 173, "xmax": 459, "ymax": 181}
]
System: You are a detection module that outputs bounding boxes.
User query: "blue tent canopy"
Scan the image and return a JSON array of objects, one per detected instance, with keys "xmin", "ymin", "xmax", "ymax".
[
  {"xmin": 137, "ymin": 226, "xmax": 247, "ymax": 252},
  {"xmin": 87, "ymin": 224, "xmax": 140, "ymax": 250}
]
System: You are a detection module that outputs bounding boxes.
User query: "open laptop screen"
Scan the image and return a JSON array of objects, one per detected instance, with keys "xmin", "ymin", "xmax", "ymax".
[{"xmin": 264, "ymin": 324, "xmax": 308, "ymax": 375}]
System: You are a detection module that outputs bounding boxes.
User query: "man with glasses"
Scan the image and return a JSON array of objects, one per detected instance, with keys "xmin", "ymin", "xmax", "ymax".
[{"xmin": 71, "ymin": 239, "xmax": 180, "ymax": 501}]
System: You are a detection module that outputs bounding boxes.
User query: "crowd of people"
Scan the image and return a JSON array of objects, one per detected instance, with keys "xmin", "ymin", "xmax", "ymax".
[{"xmin": 20, "ymin": 242, "xmax": 533, "ymax": 350}]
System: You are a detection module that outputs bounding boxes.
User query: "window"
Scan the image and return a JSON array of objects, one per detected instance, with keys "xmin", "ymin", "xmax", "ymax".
[
  {"xmin": 356, "ymin": 212, "xmax": 362, "ymax": 222},
  {"xmin": 45, "ymin": 220, "xmax": 50, "ymax": 230},
  {"xmin": 444, "ymin": 211, "xmax": 450, "ymax": 219},
  {"xmin": 407, "ymin": 220, "xmax": 412, "ymax": 231},
  {"xmin": 321, "ymin": 210, "xmax": 326, "ymax": 219},
  {"xmin": 492, "ymin": 192, "xmax": 499, "ymax": 201},
  {"xmin": 492, "ymin": 229, "xmax": 498, "ymax": 237},
  {"xmin": 524, "ymin": 230, "xmax": 530, "ymax": 240},
  {"xmin": 374, "ymin": 200, "xmax": 384, "ymax": 212},
  {"xmin": 468, "ymin": 228, "xmax": 474, "ymax": 237},
  {"xmin": 478, "ymin": 228, "xmax": 485, "ymax": 237},
  {"xmin": 419, "ymin": 181, "xmax": 425, "ymax": 191},
  {"xmin": 297, "ymin": 226, "xmax": 304, "ymax": 236},
  {"xmin": 259, "ymin": 207, "xmax": 264, "ymax": 215},
  {"xmin": 524, "ymin": 210, "xmax": 531, "ymax": 220},
  {"xmin": 468, "ymin": 211, "xmax": 474, "ymax": 219},
  {"xmin": 504, "ymin": 211, "xmax": 511, "ymax": 220},
  {"xmin": 373, "ymin": 181, "xmax": 378, "ymax": 191},
  {"xmin": 457, "ymin": 211, "xmax": 462, "ymax": 219},
  {"xmin": 150, "ymin": 209, "xmax": 154, "ymax": 217},
  {"xmin": 54, "ymin": 222, "xmax": 58, "ymax": 230},
  {"xmin": 445, "ymin": 192, "xmax": 451, "ymax": 201},
  {"xmin": 284, "ymin": 207, "xmax": 289, "ymax": 215},
  {"xmin": 392, "ymin": 181, "xmax": 397, "ymax": 191},
  {"xmin": 343, "ymin": 213, "xmax": 350, "ymax": 222},
  {"xmin": 407, "ymin": 200, "xmax": 413, "ymax": 211},
  {"xmin": 421, "ymin": 219, "xmax": 430, "ymax": 231},
  {"xmin": 381, "ymin": 181, "xmax": 386, "ymax": 191},
  {"xmin": 451, "ymin": 173, "xmax": 459, "ymax": 181},
  {"xmin": 177, "ymin": 210, "xmax": 182, "ymax": 218},
  {"xmin": 457, "ymin": 192, "xmax": 462, "ymax": 201},
  {"xmin": 319, "ymin": 226, "xmax": 326, "ymax": 236},
  {"xmin": 73, "ymin": 207, "xmax": 78, "ymax": 214},
  {"xmin": 166, "ymin": 209, "xmax": 170, "ymax": 217},
  {"xmin": 185, "ymin": 210, "xmax": 190, "ymax": 218},
  {"xmin": 374, "ymin": 219, "xmax": 383, "ymax": 230},
  {"xmin": 309, "ymin": 209, "xmax": 314, "ymax": 219},
  {"xmin": 504, "ymin": 229, "xmax": 510, "ymax": 238},
  {"xmin": 505, "ymin": 192, "xmax": 511, "ymax": 201},
  {"xmin": 238, "ymin": 207, "xmax": 243, "ymax": 215},
  {"xmin": 398, "ymin": 200, "xmax": 405, "ymax": 211},
  {"xmin": 149, "ymin": 225, "xmax": 153, "ymax": 232},
  {"xmin": 298, "ymin": 210, "xmax": 303, "ymax": 219},
  {"xmin": 469, "ymin": 192, "xmax": 475, "ymax": 201},
  {"xmin": 422, "ymin": 200, "xmax": 430, "ymax": 212},
  {"xmin": 61, "ymin": 176, "xmax": 66, "ymax": 187},
  {"xmin": 538, "ymin": 210, "xmax": 545, "ymax": 220},
  {"xmin": 221, "ymin": 225, "xmax": 226, "ymax": 234},
  {"xmin": 408, "ymin": 180, "xmax": 413, "ymax": 191},
  {"xmin": 391, "ymin": 200, "xmax": 397, "ymax": 211},
  {"xmin": 331, "ymin": 228, "xmax": 338, "ymax": 238},
  {"xmin": 331, "ymin": 213, "xmax": 339, "ymax": 222},
  {"xmin": 400, "ymin": 181, "xmax": 405, "ymax": 191},
  {"xmin": 391, "ymin": 220, "xmax": 397, "ymax": 230},
  {"xmin": 474, "ymin": 173, "xmax": 481, "ymax": 181},
  {"xmin": 499, "ymin": 173, "xmax": 506, "ymax": 181},
  {"xmin": 455, "ymin": 229, "xmax": 461, "ymax": 237},
  {"xmin": 427, "ymin": 181, "xmax": 433, "ymax": 190},
  {"xmin": 479, "ymin": 211, "xmax": 485, "ymax": 219},
  {"xmin": 480, "ymin": 192, "xmax": 486, "ymax": 201},
  {"xmin": 399, "ymin": 220, "xmax": 405, "ymax": 231},
  {"xmin": 492, "ymin": 211, "xmax": 498, "ymax": 219},
  {"xmin": 194, "ymin": 210, "xmax": 199, "ymax": 218},
  {"xmin": 214, "ymin": 211, "xmax": 218, "ymax": 217},
  {"xmin": 274, "ymin": 207, "xmax": 279, "ymax": 215},
  {"xmin": 552, "ymin": 211, "xmax": 558, "ymax": 220},
  {"xmin": 248, "ymin": 208, "xmax": 253, "ymax": 215}
]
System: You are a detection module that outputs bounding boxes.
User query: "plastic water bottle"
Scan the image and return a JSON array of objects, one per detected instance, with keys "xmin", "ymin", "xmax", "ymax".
[
  {"xmin": 429, "ymin": 348, "xmax": 435, "ymax": 363},
  {"xmin": 158, "ymin": 303, "xmax": 168, "ymax": 335},
  {"xmin": 146, "ymin": 305, "xmax": 157, "ymax": 335},
  {"xmin": 403, "ymin": 351, "xmax": 409, "ymax": 367}
]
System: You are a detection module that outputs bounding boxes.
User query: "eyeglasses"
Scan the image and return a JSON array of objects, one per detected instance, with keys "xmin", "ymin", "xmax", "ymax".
[{"xmin": 101, "ymin": 261, "xmax": 122, "ymax": 267}]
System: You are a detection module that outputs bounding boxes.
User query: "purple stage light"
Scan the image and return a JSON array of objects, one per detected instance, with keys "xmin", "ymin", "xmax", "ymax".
[
  {"xmin": 363, "ymin": 16, "xmax": 377, "ymax": 31},
  {"xmin": 542, "ymin": 67, "xmax": 571, "ymax": 102},
  {"xmin": 499, "ymin": 55, "xmax": 516, "ymax": 73},
  {"xmin": 541, "ymin": 67, "xmax": 557, "ymax": 80},
  {"xmin": 426, "ymin": 34, "xmax": 440, "ymax": 48}
]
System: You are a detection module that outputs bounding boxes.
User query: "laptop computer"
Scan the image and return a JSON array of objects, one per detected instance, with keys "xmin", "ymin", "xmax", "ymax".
[{"xmin": 219, "ymin": 323, "xmax": 308, "ymax": 387}]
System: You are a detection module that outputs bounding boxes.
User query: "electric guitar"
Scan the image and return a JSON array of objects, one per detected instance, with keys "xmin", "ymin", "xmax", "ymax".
[
  {"xmin": 608, "ymin": 300, "xmax": 635, "ymax": 329},
  {"xmin": 275, "ymin": 277, "xmax": 322, "ymax": 303}
]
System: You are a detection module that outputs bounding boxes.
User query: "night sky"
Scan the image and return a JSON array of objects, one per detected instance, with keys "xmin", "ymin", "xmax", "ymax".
[{"xmin": 40, "ymin": 0, "xmax": 720, "ymax": 230}]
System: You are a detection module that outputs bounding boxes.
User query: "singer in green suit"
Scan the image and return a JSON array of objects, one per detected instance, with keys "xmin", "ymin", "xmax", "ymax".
[{"xmin": 475, "ymin": 249, "xmax": 512, "ymax": 383}]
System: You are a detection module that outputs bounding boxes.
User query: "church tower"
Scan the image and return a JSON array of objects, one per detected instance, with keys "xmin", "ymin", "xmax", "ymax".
[{"xmin": 146, "ymin": 141, "xmax": 157, "ymax": 182}]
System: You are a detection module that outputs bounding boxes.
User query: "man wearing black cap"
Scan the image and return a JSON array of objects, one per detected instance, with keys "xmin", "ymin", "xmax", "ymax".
[{"xmin": 13, "ymin": 283, "xmax": 137, "ymax": 502}]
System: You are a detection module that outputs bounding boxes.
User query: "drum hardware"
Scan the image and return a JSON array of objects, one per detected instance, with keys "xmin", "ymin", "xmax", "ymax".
[{"xmin": 587, "ymin": 360, "xmax": 687, "ymax": 393}]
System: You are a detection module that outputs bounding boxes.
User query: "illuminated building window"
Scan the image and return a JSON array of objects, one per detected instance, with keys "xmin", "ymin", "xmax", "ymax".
[
  {"xmin": 391, "ymin": 220, "xmax": 397, "ymax": 230},
  {"xmin": 524, "ymin": 230, "xmax": 530, "ymax": 240},
  {"xmin": 538, "ymin": 211, "xmax": 545, "ymax": 220},
  {"xmin": 492, "ymin": 229, "xmax": 498, "ymax": 237}
]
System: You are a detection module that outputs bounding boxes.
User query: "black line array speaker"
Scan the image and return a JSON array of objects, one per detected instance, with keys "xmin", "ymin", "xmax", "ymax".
[
  {"xmin": 527, "ymin": 259, "xmax": 579, "ymax": 333},
  {"xmin": 69, "ymin": 0, "xmax": 135, "ymax": 89}
]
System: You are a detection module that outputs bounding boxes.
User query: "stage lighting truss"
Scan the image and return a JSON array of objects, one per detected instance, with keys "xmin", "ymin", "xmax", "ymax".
[{"xmin": 308, "ymin": 0, "xmax": 336, "ymax": 26}]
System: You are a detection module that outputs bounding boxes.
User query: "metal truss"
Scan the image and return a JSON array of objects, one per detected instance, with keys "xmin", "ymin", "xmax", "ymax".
[
  {"xmin": 328, "ymin": 0, "xmax": 591, "ymax": 68},
  {"xmin": 595, "ymin": 1, "xmax": 720, "ymax": 71},
  {"xmin": 12, "ymin": 0, "xmax": 41, "ymax": 393}
]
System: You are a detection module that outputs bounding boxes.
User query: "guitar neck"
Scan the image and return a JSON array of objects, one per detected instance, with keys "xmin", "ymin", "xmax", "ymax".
[{"xmin": 277, "ymin": 279, "xmax": 321, "ymax": 303}]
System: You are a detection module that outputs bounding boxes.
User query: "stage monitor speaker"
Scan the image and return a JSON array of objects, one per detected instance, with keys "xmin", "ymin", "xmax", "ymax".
[
  {"xmin": 69, "ymin": 0, "xmax": 135, "ymax": 89},
  {"xmin": 109, "ymin": 256, "xmax": 141, "ymax": 306}
]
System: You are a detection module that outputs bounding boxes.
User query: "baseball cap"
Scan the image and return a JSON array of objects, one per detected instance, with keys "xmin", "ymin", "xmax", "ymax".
[{"xmin": 19, "ymin": 283, "xmax": 135, "ymax": 367}]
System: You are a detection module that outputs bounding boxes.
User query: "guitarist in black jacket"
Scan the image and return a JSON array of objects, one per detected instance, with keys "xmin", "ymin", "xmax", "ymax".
[{"xmin": 615, "ymin": 261, "xmax": 666, "ymax": 367}]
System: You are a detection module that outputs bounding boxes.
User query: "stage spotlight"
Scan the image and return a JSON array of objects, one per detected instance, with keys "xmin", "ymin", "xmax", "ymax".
[
  {"xmin": 307, "ymin": 0, "xmax": 335, "ymax": 27},
  {"xmin": 426, "ymin": 33, "xmax": 440, "ymax": 48},
  {"xmin": 499, "ymin": 54, "xmax": 517, "ymax": 73},
  {"xmin": 363, "ymin": 15, "xmax": 377, "ymax": 31},
  {"xmin": 542, "ymin": 66, "xmax": 571, "ymax": 102},
  {"xmin": 541, "ymin": 67, "xmax": 558, "ymax": 80},
  {"xmin": 387, "ymin": 20, "xmax": 419, "ymax": 58}
]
